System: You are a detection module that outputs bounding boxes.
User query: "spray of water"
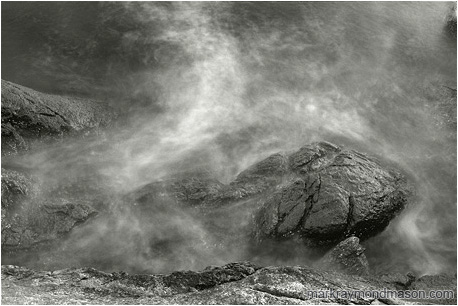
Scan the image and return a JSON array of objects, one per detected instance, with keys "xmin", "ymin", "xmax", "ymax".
[{"xmin": 1, "ymin": 2, "xmax": 456, "ymax": 275}]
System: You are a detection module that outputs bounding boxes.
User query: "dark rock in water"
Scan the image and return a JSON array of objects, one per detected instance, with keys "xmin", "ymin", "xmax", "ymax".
[
  {"xmin": 128, "ymin": 174, "xmax": 226, "ymax": 207},
  {"xmin": 1, "ymin": 168, "xmax": 35, "ymax": 240},
  {"xmin": 1, "ymin": 168, "xmax": 33, "ymax": 211},
  {"xmin": 1, "ymin": 202, "xmax": 97, "ymax": 252},
  {"xmin": 127, "ymin": 142, "xmax": 411, "ymax": 254},
  {"xmin": 314, "ymin": 236, "xmax": 369, "ymax": 276},
  {"xmin": 229, "ymin": 152, "xmax": 289, "ymax": 198},
  {"xmin": 1, "ymin": 123, "xmax": 28, "ymax": 155},
  {"xmin": 1, "ymin": 167, "xmax": 98, "ymax": 258},
  {"xmin": 254, "ymin": 142, "xmax": 412, "ymax": 246},
  {"xmin": 1, "ymin": 80, "xmax": 117, "ymax": 155},
  {"xmin": 2, "ymin": 262, "xmax": 456, "ymax": 304},
  {"xmin": 446, "ymin": 2, "xmax": 457, "ymax": 37}
]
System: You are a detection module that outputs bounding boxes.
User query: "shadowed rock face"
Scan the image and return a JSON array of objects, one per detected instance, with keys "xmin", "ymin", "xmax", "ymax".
[
  {"xmin": 254, "ymin": 142, "xmax": 412, "ymax": 246},
  {"xmin": 314, "ymin": 236, "xmax": 369, "ymax": 276},
  {"xmin": 1, "ymin": 80, "xmax": 117, "ymax": 156}
]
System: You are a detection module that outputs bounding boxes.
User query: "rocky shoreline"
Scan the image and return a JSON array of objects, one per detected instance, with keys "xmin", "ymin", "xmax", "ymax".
[{"xmin": 2, "ymin": 262, "xmax": 456, "ymax": 305}]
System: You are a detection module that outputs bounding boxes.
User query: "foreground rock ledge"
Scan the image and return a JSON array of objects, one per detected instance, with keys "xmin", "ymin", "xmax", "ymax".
[{"xmin": 2, "ymin": 263, "xmax": 456, "ymax": 305}]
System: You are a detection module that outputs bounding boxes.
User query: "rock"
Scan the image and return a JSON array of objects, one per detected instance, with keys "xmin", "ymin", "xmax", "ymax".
[
  {"xmin": 314, "ymin": 236, "xmax": 369, "ymax": 276},
  {"xmin": 1, "ymin": 123, "xmax": 28, "ymax": 154},
  {"xmin": 379, "ymin": 272, "xmax": 416, "ymax": 290},
  {"xmin": 128, "ymin": 174, "xmax": 226, "ymax": 207},
  {"xmin": 1, "ymin": 168, "xmax": 97, "ymax": 262},
  {"xmin": 1, "ymin": 80, "xmax": 117, "ymax": 155},
  {"xmin": 254, "ymin": 142, "xmax": 412, "ymax": 246},
  {"xmin": 1, "ymin": 168, "xmax": 33, "ymax": 211},
  {"xmin": 229, "ymin": 152, "xmax": 289, "ymax": 198},
  {"xmin": 446, "ymin": 2, "xmax": 457, "ymax": 36},
  {"xmin": 2, "ymin": 262, "xmax": 456, "ymax": 304},
  {"xmin": 1, "ymin": 202, "xmax": 97, "ymax": 253},
  {"xmin": 1, "ymin": 166, "xmax": 98, "ymax": 256},
  {"xmin": 1, "ymin": 168, "xmax": 36, "ymax": 240},
  {"xmin": 407, "ymin": 274, "xmax": 457, "ymax": 304},
  {"xmin": 124, "ymin": 142, "xmax": 411, "ymax": 263}
]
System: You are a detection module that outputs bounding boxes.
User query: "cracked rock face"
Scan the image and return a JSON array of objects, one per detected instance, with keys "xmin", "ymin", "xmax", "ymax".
[
  {"xmin": 1, "ymin": 80, "xmax": 117, "ymax": 156},
  {"xmin": 254, "ymin": 142, "xmax": 412, "ymax": 246}
]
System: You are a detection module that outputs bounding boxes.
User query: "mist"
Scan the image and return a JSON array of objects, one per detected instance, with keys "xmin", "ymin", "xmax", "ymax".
[{"xmin": 1, "ymin": 2, "xmax": 456, "ymax": 276}]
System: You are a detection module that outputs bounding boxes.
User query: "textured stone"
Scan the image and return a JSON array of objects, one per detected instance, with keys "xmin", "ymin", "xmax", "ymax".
[
  {"xmin": 2, "ymin": 263, "xmax": 455, "ymax": 304},
  {"xmin": 314, "ymin": 236, "xmax": 370, "ymax": 276},
  {"xmin": 254, "ymin": 142, "xmax": 412, "ymax": 246},
  {"xmin": 1, "ymin": 80, "xmax": 117, "ymax": 155}
]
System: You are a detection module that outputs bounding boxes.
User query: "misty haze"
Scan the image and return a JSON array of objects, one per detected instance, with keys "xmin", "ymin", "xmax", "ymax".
[{"xmin": 1, "ymin": 1, "xmax": 457, "ymax": 304}]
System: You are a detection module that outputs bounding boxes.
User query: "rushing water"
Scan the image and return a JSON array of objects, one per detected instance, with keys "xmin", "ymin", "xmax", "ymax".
[{"xmin": 2, "ymin": 2, "xmax": 456, "ymax": 275}]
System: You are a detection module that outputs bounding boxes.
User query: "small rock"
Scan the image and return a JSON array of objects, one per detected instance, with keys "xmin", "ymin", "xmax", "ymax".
[{"xmin": 314, "ymin": 236, "xmax": 370, "ymax": 276}]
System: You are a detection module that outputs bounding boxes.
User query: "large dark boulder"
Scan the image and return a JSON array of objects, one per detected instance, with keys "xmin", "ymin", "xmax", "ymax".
[
  {"xmin": 254, "ymin": 142, "xmax": 412, "ymax": 246},
  {"xmin": 1, "ymin": 80, "xmax": 117, "ymax": 155}
]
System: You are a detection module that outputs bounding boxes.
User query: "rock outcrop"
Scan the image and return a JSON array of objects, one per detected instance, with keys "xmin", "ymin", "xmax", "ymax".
[
  {"xmin": 1, "ymin": 168, "xmax": 98, "ymax": 260},
  {"xmin": 2, "ymin": 263, "xmax": 456, "ymax": 305},
  {"xmin": 126, "ymin": 142, "xmax": 411, "ymax": 251},
  {"xmin": 1, "ymin": 80, "xmax": 117, "ymax": 155},
  {"xmin": 253, "ymin": 142, "xmax": 412, "ymax": 246},
  {"xmin": 2, "ymin": 202, "xmax": 97, "ymax": 251},
  {"xmin": 314, "ymin": 236, "xmax": 369, "ymax": 276}
]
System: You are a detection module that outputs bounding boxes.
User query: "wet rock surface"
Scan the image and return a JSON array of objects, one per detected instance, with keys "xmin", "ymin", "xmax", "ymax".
[
  {"xmin": 121, "ymin": 142, "xmax": 412, "ymax": 266},
  {"xmin": 1, "ymin": 141, "xmax": 412, "ymax": 273},
  {"xmin": 1, "ymin": 202, "xmax": 97, "ymax": 252},
  {"xmin": 314, "ymin": 236, "xmax": 369, "ymax": 276},
  {"xmin": 1, "ymin": 167, "xmax": 98, "ymax": 260},
  {"xmin": 253, "ymin": 142, "xmax": 412, "ymax": 246},
  {"xmin": 126, "ymin": 153, "xmax": 290, "ymax": 208},
  {"xmin": 1, "ymin": 80, "xmax": 117, "ymax": 156},
  {"xmin": 446, "ymin": 2, "xmax": 457, "ymax": 36},
  {"xmin": 2, "ymin": 263, "xmax": 456, "ymax": 305},
  {"xmin": 127, "ymin": 173, "xmax": 227, "ymax": 207},
  {"xmin": 1, "ymin": 168, "xmax": 33, "ymax": 212}
]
